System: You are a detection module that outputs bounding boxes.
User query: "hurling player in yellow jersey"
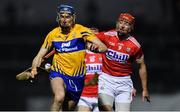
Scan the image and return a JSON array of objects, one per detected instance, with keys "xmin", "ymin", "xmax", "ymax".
[{"xmin": 29, "ymin": 4, "xmax": 107, "ymax": 111}]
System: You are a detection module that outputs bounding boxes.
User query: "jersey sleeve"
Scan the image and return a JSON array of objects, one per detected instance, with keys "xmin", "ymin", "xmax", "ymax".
[
  {"xmin": 128, "ymin": 36, "xmax": 144, "ymax": 63},
  {"xmin": 81, "ymin": 27, "xmax": 96, "ymax": 42},
  {"xmin": 41, "ymin": 31, "xmax": 53, "ymax": 50},
  {"xmin": 134, "ymin": 47, "xmax": 144, "ymax": 63},
  {"xmin": 96, "ymin": 32, "xmax": 107, "ymax": 43}
]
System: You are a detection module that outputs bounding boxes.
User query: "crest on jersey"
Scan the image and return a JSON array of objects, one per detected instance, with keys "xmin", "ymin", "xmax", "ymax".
[
  {"xmin": 109, "ymin": 42, "xmax": 115, "ymax": 46},
  {"xmin": 126, "ymin": 47, "xmax": 131, "ymax": 52},
  {"xmin": 89, "ymin": 56, "xmax": 95, "ymax": 62},
  {"xmin": 72, "ymin": 33, "xmax": 76, "ymax": 39},
  {"xmin": 118, "ymin": 46, "xmax": 122, "ymax": 50},
  {"xmin": 118, "ymin": 43, "xmax": 124, "ymax": 50},
  {"xmin": 99, "ymin": 57, "xmax": 102, "ymax": 62},
  {"xmin": 55, "ymin": 35, "xmax": 61, "ymax": 38}
]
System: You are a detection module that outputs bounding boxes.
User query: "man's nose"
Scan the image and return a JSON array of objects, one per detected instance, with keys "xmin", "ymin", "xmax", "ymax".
[
  {"xmin": 121, "ymin": 25, "xmax": 125, "ymax": 29},
  {"xmin": 62, "ymin": 18, "xmax": 67, "ymax": 22}
]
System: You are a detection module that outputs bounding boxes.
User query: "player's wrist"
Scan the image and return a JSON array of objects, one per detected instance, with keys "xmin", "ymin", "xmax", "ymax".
[{"xmin": 31, "ymin": 67, "xmax": 37, "ymax": 72}]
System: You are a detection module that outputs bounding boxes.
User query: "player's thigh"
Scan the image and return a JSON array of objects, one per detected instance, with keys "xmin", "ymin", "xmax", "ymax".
[
  {"xmin": 63, "ymin": 100, "xmax": 77, "ymax": 111},
  {"xmin": 77, "ymin": 97, "xmax": 92, "ymax": 111},
  {"xmin": 92, "ymin": 104, "xmax": 99, "ymax": 112},
  {"xmin": 115, "ymin": 102, "xmax": 131, "ymax": 111},
  {"xmin": 50, "ymin": 77, "xmax": 65, "ymax": 96},
  {"xmin": 77, "ymin": 105, "xmax": 91, "ymax": 112},
  {"xmin": 115, "ymin": 91, "xmax": 132, "ymax": 111},
  {"xmin": 98, "ymin": 74, "xmax": 115, "ymax": 97}
]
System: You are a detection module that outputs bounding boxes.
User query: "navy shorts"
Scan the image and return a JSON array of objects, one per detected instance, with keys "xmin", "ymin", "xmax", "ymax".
[{"xmin": 49, "ymin": 70, "xmax": 85, "ymax": 102}]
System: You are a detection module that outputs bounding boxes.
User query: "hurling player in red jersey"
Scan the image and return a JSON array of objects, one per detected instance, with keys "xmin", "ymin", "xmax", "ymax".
[
  {"xmin": 95, "ymin": 13, "xmax": 150, "ymax": 111},
  {"xmin": 78, "ymin": 28, "xmax": 137, "ymax": 112}
]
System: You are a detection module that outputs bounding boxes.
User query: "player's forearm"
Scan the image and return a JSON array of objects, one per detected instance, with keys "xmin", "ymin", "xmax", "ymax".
[
  {"xmin": 140, "ymin": 74, "xmax": 148, "ymax": 91},
  {"xmin": 90, "ymin": 38, "xmax": 107, "ymax": 52},
  {"xmin": 32, "ymin": 57, "xmax": 41, "ymax": 69},
  {"xmin": 32, "ymin": 48, "xmax": 48, "ymax": 69},
  {"xmin": 139, "ymin": 64, "xmax": 148, "ymax": 91},
  {"xmin": 97, "ymin": 42, "xmax": 107, "ymax": 52},
  {"xmin": 98, "ymin": 43, "xmax": 107, "ymax": 52}
]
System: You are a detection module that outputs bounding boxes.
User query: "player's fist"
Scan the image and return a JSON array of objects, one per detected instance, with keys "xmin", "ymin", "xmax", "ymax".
[
  {"xmin": 30, "ymin": 68, "xmax": 38, "ymax": 78},
  {"xmin": 86, "ymin": 42, "xmax": 99, "ymax": 52}
]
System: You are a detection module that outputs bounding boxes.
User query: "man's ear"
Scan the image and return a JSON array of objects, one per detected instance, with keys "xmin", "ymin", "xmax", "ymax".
[
  {"xmin": 131, "ymin": 24, "xmax": 134, "ymax": 31},
  {"xmin": 116, "ymin": 21, "xmax": 120, "ymax": 30},
  {"xmin": 56, "ymin": 13, "xmax": 60, "ymax": 23},
  {"xmin": 73, "ymin": 14, "xmax": 76, "ymax": 23}
]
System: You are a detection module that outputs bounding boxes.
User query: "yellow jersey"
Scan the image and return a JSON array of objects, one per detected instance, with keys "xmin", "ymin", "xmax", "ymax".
[{"xmin": 41, "ymin": 24, "xmax": 96, "ymax": 76}]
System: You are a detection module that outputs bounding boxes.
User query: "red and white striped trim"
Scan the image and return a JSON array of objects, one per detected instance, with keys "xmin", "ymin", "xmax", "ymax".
[
  {"xmin": 128, "ymin": 37, "xmax": 141, "ymax": 48},
  {"xmin": 104, "ymin": 31, "xmax": 117, "ymax": 36}
]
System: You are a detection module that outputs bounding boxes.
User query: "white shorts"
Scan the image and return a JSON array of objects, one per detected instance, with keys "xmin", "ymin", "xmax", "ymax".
[
  {"xmin": 77, "ymin": 96, "xmax": 99, "ymax": 112},
  {"xmin": 98, "ymin": 72, "xmax": 133, "ymax": 104}
]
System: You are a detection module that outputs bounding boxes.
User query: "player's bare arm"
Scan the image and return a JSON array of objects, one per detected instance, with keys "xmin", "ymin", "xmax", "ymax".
[
  {"xmin": 132, "ymin": 88, "xmax": 137, "ymax": 97},
  {"xmin": 30, "ymin": 47, "xmax": 49, "ymax": 78},
  {"xmin": 87, "ymin": 38, "xmax": 107, "ymax": 53},
  {"xmin": 137, "ymin": 56, "xmax": 150, "ymax": 102}
]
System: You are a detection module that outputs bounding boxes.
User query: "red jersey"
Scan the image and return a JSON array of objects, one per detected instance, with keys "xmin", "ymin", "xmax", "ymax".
[
  {"xmin": 81, "ymin": 50, "xmax": 102, "ymax": 97},
  {"xmin": 97, "ymin": 30, "xmax": 143, "ymax": 76}
]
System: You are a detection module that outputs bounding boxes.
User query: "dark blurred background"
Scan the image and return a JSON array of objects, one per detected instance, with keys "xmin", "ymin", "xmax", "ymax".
[{"xmin": 0, "ymin": 0, "xmax": 180, "ymax": 111}]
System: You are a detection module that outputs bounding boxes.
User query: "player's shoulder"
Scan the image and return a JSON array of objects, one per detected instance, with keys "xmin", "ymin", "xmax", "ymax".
[
  {"xmin": 127, "ymin": 36, "xmax": 141, "ymax": 48},
  {"xmin": 46, "ymin": 27, "xmax": 59, "ymax": 37},
  {"xmin": 75, "ymin": 24, "xmax": 90, "ymax": 31},
  {"xmin": 75, "ymin": 24, "xmax": 93, "ymax": 36},
  {"xmin": 50, "ymin": 27, "xmax": 59, "ymax": 33}
]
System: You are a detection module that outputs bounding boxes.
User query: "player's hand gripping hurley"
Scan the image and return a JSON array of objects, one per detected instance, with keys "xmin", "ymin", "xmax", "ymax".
[{"xmin": 16, "ymin": 50, "xmax": 56, "ymax": 81}]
